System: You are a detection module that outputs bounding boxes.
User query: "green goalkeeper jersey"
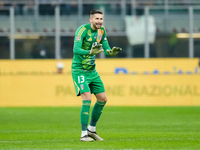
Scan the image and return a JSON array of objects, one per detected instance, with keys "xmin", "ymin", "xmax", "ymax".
[{"xmin": 71, "ymin": 23, "xmax": 111, "ymax": 71}]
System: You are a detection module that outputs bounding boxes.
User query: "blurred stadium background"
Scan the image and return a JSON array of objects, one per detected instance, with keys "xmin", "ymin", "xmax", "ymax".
[
  {"xmin": 0, "ymin": 0, "xmax": 200, "ymax": 59},
  {"xmin": 0, "ymin": 0, "xmax": 200, "ymax": 107}
]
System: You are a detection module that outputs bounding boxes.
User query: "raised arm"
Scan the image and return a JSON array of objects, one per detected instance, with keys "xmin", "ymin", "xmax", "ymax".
[{"xmin": 101, "ymin": 27, "xmax": 122, "ymax": 56}]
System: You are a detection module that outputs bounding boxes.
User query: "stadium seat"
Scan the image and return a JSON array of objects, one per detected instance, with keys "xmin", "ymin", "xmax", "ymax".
[
  {"xmin": 61, "ymin": 28, "xmax": 65, "ymax": 32},
  {"xmin": 43, "ymin": 28, "xmax": 48, "ymax": 32},
  {"xmin": 16, "ymin": 28, "xmax": 21, "ymax": 32},
  {"xmin": 25, "ymin": 28, "xmax": 31, "ymax": 33},
  {"xmin": 181, "ymin": 27, "xmax": 186, "ymax": 33},
  {"xmin": 172, "ymin": 28, "xmax": 177, "ymax": 33}
]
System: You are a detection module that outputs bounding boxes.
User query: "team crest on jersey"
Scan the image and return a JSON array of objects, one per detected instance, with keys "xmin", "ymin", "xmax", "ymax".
[
  {"xmin": 76, "ymin": 36, "xmax": 81, "ymax": 41},
  {"xmin": 98, "ymin": 34, "xmax": 102, "ymax": 41},
  {"xmin": 80, "ymin": 84, "xmax": 84, "ymax": 90}
]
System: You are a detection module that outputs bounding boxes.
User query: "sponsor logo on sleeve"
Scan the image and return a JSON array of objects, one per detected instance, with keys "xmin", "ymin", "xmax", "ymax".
[{"xmin": 76, "ymin": 36, "xmax": 81, "ymax": 41}]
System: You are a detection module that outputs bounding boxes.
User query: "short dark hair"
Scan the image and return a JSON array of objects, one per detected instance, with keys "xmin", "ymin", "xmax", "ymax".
[{"xmin": 90, "ymin": 9, "xmax": 103, "ymax": 15}]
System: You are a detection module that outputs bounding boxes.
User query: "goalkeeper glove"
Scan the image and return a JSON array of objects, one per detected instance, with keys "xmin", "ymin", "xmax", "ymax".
[
  {"xmin": 89, "ymin": 43, "xmax": 104, "ymax": 55},
  {"xmin": 107, "ymin": 47, "xmax": 122, "ymax": 56}
]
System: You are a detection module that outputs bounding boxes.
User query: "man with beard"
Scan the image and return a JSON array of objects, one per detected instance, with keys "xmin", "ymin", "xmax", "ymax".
[{"xmin": 71, "ymin": 9, "xmax": 122, "ymax": 142}]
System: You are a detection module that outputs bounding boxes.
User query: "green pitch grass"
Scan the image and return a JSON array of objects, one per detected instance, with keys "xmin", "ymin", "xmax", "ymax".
[{"xmin": 0, "ymin": 107, "xmax": 200, "ymax": 149}]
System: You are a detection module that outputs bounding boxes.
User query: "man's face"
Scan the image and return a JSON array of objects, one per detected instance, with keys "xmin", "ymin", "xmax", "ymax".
[{"xmin": 89, "ymin": 13, "xmax": 104, "ymax": 30}]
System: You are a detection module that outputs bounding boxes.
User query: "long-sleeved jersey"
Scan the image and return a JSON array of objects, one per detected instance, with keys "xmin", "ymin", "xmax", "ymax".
[{"xmin": 71, "ymin": 23, "xmax": 111, "ymax": 71}]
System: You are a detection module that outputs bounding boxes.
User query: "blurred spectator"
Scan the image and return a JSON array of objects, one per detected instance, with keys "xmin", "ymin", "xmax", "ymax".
[
  {"xmin": 60, "ymin": 1, "xmax": 78, "ymax": 15},
  {"xmin": 31, "ymin": 37, "xmax": 49, "ymax": 59},
  {"xmin": 59, "ymin": 0, "xmax": 71, "ymax": 15},
  {"xmin": 110, "ymin": 1, "xmax": 120, "ymax": 15},
  {"xmin": 0, "ymin": 1, "xmax": 9, "ymax": 15},
  {"xmin": 60, "ymin": 3, "xmax": 71, "ymax": 15},
  {"xmin": 83, "ymin": 0, "xmax": 94, "ymax": 15},
  {"xmin": 0, "ymin": 1, "xmax": 3, "ymax": 8},
  {"xmin": 12, "ymin": 2, "xmax": 20, "ymax": 15},
  {"xmin": 39, "ymin": 0, "xmax": 54, "ymax": 15},
  {"xmin": 23, "ymin": 2, "xmax": 34, "ymax": 15}
]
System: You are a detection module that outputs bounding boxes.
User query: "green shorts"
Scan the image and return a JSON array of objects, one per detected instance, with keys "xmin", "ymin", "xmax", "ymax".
[{"xmin": 71, "ymin": 69, "xmax": 105, "ymax": 96}]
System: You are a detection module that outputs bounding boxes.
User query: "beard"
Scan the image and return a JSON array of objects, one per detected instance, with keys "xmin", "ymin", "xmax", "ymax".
[{"xmin": 92, "ymin": 22, "xmax": 102, "ymax": 29}]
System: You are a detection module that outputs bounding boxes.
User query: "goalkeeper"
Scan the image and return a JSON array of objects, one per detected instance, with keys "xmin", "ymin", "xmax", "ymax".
[{"xmin": 71, "ymin": 9, "xmax": 122, "ymax": 142}]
